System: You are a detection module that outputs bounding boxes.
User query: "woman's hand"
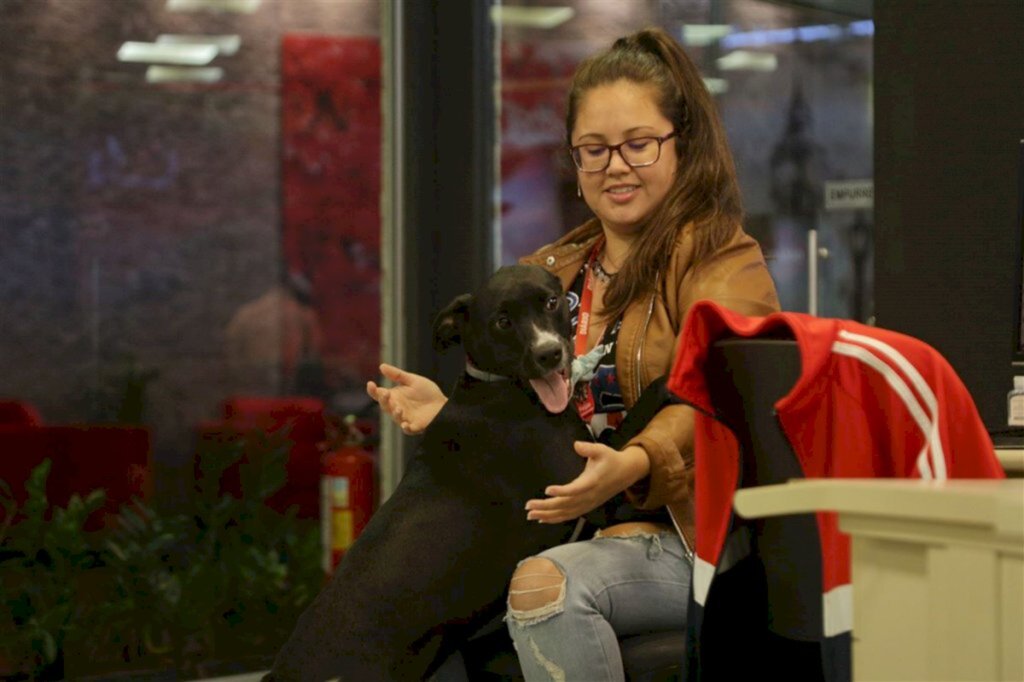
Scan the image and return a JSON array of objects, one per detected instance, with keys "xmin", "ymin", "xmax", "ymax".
[
  {"xmin": 366, "ymin": 363, "xmax": 447, "ymax": 435},
  {"xmin": 524, "ymin": 443, "xmax": 651, "ymax": 524}
]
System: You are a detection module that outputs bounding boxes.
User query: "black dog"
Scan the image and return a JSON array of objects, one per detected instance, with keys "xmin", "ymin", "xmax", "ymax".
[{"xmin": 265, "ymin": 265, "xmax": 593, "ymax": 681}]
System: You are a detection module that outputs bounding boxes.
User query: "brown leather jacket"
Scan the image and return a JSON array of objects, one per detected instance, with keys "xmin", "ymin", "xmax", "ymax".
[{"xmin": 520, "ymin": 218, "xmax": 780, "ymax": 555}]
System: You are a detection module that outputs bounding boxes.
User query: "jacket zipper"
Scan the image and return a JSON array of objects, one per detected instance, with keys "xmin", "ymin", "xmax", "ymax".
[
  {"xmin": 633, "ymin": 274, "xmax": 658, "ymax": 401},
  {"xmin": 632, "ymin": 274, "xmax": 693, "ymax": 562}
]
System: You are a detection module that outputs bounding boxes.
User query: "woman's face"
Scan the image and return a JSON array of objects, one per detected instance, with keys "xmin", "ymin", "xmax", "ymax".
[{"xmin": 571, "ymin": 79, "xmax": 679, "ymax": 238}]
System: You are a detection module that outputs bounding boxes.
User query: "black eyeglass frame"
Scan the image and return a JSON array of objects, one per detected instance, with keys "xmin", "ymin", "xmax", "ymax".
[{"xmin": 569, "ymin": 130, "xmax": 680, "ymax": 173}]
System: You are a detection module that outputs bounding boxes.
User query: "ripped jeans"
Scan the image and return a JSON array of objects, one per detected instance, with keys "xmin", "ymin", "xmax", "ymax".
[{"xmin": 505, "ymin": 528, "xmax": 691, "ymax": 682}]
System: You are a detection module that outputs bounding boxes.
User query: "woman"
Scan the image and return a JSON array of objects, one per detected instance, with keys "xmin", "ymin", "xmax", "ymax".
[{"xmin": 367, "ymin": 27, "xmax": 779, "ymax": 681}]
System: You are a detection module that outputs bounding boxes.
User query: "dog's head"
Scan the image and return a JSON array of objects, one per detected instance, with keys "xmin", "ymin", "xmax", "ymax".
[{"xmin": 433, "ymin": 265, "xmax": 574, "ymax": 413}]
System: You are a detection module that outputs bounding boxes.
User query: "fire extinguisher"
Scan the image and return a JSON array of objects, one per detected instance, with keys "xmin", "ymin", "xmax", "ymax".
[{"xmin": 321, "ymin": 415, "xmax": 375, "ymax": 575}]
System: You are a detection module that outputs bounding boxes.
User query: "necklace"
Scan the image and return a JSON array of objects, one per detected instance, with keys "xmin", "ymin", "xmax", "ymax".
[{"xmin": 590, "ymin": 258, "xmax": 617, "ymax": 284}]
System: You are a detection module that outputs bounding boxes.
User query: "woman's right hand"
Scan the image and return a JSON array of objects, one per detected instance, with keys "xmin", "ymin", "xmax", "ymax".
[{"xmin": 366, "ymin": 363, "xmax": 447, "ymax": 435}]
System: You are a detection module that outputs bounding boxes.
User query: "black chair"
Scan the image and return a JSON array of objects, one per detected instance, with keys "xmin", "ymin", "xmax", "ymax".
[
  {"xmin": 693, "ymin": 336, "xmax": 829, "ymax": 681},
  {"xmin": 455, "ymin": 617, "xmax": 686, "ymax": 682}
]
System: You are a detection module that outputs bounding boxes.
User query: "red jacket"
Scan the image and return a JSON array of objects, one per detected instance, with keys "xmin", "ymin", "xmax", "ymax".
[{"xmin": 668, "ymin": 300, "xmax": 1005, "ymax": 641}]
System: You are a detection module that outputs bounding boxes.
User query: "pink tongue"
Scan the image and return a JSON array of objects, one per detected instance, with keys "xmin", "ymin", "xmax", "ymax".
[{"xmin": 529, "ymin": 371, "xmax": 571, "ymax": 414}]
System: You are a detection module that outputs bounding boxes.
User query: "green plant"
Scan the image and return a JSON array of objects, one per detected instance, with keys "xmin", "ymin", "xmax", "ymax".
[
  {"xmin": 0, "ymin": 460, "xmax": 107, "ymax": 679},
  {"xmin": 1, "ymin": 428, "xmax": 324, "ymax": 680},
  {"xmin": 190, "ymin": 428, "xmax": 322, "ymax": 661},
  {"xmin": 79, "ymin": 427, "xmax": 321, "ymax": 677}
]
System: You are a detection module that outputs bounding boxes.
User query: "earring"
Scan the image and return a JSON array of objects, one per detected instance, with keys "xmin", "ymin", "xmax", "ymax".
[{"xmin": 576, "ymin": 184, "xmax": 581, "ymax": 198}]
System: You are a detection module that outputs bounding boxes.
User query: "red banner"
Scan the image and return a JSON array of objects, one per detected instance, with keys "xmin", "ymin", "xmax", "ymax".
[{"xmin": 282, "ymin": 35, "xmax": 381, "ymax": 390}]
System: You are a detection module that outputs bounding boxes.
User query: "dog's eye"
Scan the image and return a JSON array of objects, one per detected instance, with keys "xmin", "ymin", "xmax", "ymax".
[
  {"xmin": 545, "ymin": 296, "xmax": 559, "ymax": 311},
  {"xmin": 495, "ymin": 315, "xmax": 512, "ymax": 330}
]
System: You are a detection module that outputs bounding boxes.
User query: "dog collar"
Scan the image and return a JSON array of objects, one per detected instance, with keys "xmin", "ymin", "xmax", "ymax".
[
  {"xmin": 467, "ymin": 348, "xmax": 603, "ymax": 386},
  {"xmin": 464, "ymin": 362, "xmax": 508, "ymax": 383}
]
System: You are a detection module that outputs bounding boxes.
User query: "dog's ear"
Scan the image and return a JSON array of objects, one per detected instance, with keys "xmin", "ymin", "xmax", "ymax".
[{"xmin": 432, "ymin": 294, "xmax": 472, "ymax": 353}]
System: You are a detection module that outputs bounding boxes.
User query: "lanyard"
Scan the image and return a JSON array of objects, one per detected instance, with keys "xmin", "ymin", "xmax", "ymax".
[{"xmin": 574, "ymin": 238, "xmax": 604, "ymax": 421}]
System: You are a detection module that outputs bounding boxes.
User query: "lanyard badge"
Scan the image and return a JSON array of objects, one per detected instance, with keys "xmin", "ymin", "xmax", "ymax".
[{"xmin": 574, "ymin": 239, "xmax": 605, "ymax": 422}]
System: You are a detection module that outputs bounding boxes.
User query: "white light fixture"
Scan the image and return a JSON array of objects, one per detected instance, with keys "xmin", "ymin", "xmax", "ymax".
[
  {"xmin": 849, "ymin": 20, "xmax": 874, "ymax": 36},
  {"xmin": 490, "ymin": 6, "xmax": 574, "ymax": 29},
  {"xmin": 722, "ymin": 21, "xmax": 870, "ymax": 49},
  {"xmin": 716, "ymin": 50, "xmax": 778, "ymax": 72},
  {"xmin": 166, "ymin": 0, "xmax": 261, "ymax": 13},
  {"xmin": 157, "ymin": 34, "xmax": 241, "ymax": 56},
  {"xmin": 681, "ymin": 24, "xmax": 733, "ymax": 47},
  {"xmin": 146, "ymin": 65, "xmax": 224, "ymax": 84},
  {"xmin": 118, "ymin": 41, "xmax": 217, "ymax": 65},
  {"xmin": 703, "ymin": 78, "xmax": 729, "ymax": 95}
]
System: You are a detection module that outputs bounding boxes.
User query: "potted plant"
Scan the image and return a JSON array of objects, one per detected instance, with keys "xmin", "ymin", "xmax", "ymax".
[{"xmin": 1, "ymin": 427, "xmax": 323, "ymax": 680}]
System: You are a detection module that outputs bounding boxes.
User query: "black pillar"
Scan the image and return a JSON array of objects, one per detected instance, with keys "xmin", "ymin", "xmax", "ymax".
[
  {"xmin": 874, "ymin": 0, "xmax": 1024, "ymax": 430},
  {"xmin": 400, "ymin": 0, "xmax": 496, "ymax": 395}
]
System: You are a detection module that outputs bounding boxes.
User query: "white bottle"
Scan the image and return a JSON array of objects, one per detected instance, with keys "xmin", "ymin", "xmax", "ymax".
[{"xmin": 1008, "ymin": 376, "xmax": 1024, "ymax": 427}]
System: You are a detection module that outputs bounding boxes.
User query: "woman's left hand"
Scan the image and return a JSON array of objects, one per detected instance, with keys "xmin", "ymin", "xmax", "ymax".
[{"xmin": 524, "ymin": 442, "xmax": 650, "ymax": 524}]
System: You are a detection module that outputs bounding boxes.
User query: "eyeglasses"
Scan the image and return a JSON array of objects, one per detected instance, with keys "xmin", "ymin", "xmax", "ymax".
[{"xmin": 569, "ymin": 131, "xmax": 679, "ymax": 173}]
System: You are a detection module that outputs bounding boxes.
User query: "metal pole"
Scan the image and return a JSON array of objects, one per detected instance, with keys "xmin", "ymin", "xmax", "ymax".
[
  {"xmin": 379, "ymin": 0, "xmax": 406, "ymax": 502},
  {"xmin": 808, "ymin": 228, "xmax": 818, "ymax": 316}
]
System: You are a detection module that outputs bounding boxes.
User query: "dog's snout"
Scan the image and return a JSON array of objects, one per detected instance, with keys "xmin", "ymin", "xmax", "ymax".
[{"xmin": 534, "ymin": 343, "xmax": 563, "ymax": 371}]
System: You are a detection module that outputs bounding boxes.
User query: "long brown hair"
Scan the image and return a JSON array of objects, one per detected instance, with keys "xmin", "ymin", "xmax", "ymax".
[{"xmin": 563, "ymin": 27, "xmax": 743, "ymax": 322}]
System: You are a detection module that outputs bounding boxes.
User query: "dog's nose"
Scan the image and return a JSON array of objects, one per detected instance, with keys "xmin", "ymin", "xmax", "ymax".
[{"xmin": 534, "ymin": 343, "xmax": 563, "ymax": 371}]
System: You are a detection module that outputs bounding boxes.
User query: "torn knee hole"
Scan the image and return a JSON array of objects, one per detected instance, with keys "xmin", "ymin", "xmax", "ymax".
[{"xmin": 508, "ymin": 557, "xmax": 565, "ymax": 613}]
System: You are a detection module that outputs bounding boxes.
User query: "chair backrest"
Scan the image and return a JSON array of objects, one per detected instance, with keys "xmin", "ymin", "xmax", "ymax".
[
  {"xmin": 704, "ymin": 337, "xmax": 823, "ymax": 642},
  {"xmin": 0, "ymin": 400, "xmax": 44, "ymax": 426}
]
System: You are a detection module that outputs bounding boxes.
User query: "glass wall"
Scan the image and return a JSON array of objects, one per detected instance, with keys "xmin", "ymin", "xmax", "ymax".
[
  {"xmin": 0, "ymin": 0, "xmax": 382, "ymax": 489},
  {"xmin": 0, "ymin": 0, "xmax": 381, "ymax": 676},
  {"xmin": 495, "ymin": 0, "xmax": 874, "ymax": 320}
]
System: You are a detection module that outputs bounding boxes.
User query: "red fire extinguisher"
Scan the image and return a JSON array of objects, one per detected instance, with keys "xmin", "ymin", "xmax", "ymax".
[{"xmin": 320, "ymin": 415, "xmax": 375, "ymax": 575}]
